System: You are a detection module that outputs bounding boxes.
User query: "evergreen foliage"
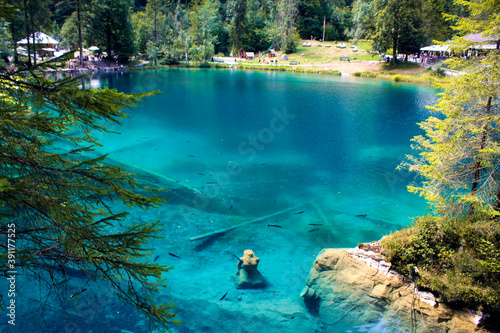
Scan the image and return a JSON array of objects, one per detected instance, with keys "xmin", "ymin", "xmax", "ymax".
[
  {"xmin": 189, "ymin": 0, "xmax": 220, "ymax": 61},
  {"xmin": 0, "ymin": 55, "xmax": 181, "ymax": 330},
  {"xmin": 371, "ymin": 0, "xmax": 426, "ymax": 63},
  {"xmin": 11, "ymin": 0, "xmax": 466, "ymax": 60},
  {"xmin": 383, "ymin": 0, "xmax": 500, "ymax": 315},
  {"xmin": 402, "ymin": 0, "xmax": 500, "ymax": 215}
]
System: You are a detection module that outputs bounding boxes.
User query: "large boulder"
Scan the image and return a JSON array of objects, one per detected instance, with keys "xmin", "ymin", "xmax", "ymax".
[{"xmin": 301, "ymin": 243, "xmax": 489, "ymax": 332}]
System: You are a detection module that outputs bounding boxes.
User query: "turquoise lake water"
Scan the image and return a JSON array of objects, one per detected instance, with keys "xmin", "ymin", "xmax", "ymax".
[
  {"xmin": 91, "ymin": 69, "xmax": 436, "ymax": 241},
  {"xmin": 10, "ymin": 69, "xmax": 439, "ymax": 332}
]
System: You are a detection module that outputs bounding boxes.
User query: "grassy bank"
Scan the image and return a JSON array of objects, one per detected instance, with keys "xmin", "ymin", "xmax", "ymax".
[
  {"xmin": 129, "ymin": 40, "xmax": 449, "ymax": 85},
  {"xmin": 236, "ymin": 63, "xmax": 341, "ymax": 75},
  {"xmin": 349, "ymin": 62, "xmax": 450, "ymax": 85}
]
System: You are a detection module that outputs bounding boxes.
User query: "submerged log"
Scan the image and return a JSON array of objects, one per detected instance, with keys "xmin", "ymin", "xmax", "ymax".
[
  {"xmin": 189, "ymin": 206, "xmax": 299, "ymax": 241},
  {"xmin": 104, "ymin": 157, "xmax": 249, "ymax": 216}
]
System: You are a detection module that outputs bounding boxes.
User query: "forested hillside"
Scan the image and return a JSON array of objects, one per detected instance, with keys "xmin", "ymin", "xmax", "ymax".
[{"xmin": 3, "ymin": 0, "xmax": 467, "ymax": 62}]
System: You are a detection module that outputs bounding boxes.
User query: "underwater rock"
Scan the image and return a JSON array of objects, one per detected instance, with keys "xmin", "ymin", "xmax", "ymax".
[
  {"xmin": 302, "ymin": 242, "xmax": 490, "ymax": 332},
  {"xmin": 235, "ymin": 249, "xmax": 267, "ymax": 289}
]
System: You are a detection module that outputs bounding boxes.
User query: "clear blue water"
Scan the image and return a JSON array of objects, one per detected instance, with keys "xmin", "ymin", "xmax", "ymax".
[
  {"xmin": 93, "ymin": 69, "xmax": 435, "ymax": 240},
  {"xmin": 8, "ymin": 69, "xmax": 438, "ymax": 332}
]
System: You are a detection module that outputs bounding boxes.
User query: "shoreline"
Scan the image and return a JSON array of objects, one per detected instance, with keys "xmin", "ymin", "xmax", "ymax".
[{"xmin": 46, "ymin": 60, "xmax": 446, "ymax": 86}]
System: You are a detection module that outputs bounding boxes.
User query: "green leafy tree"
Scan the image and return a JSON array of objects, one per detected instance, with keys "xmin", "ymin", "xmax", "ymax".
[
  {"xmin": 401, "ymin": 0, "xmax": 500, "ymax": 216},
  {"xmin": 58, "ymin": 0, "xmax": 92, "ymax": 66},
  {"xmin": 173, "ymin": 1, "xmax": 191, "ymax": 60},
  {"xmin": 189, "ymin": 0, "xmax": 220, "ymax": 61},
  {"xmin": 7, "ymin": 0, "xmax": 52, "ymax": 66},
  {"xmin": 383, "ymin": 0, "xmax": 500, "ymax": 313},
  {"xmin": 327, "ymin": 0, "xmax": 350, "ymax": 41},
  {"xmin": 163, "ymin": 5, "xmax": 180, "ymax": 60},
  {"xmin": 295, "ymin": 0, "xmax": 351, "ymax": 42},
  {"xmin": 145, "ymin": 0, "xmax": 167, "ymax": 65},
  {"xmin": 0, "ymin": 16, "xmax": 11, "ymax": 64},
  {"xmin": 241, "ymin": 0, "xmax": 267, "ymax": 51},
  {"xmin": 371, "ymin": 0, "xmax": 426, "ymax": 63},
  {"xmin": 422, "ymin": 0, "xmax": 453, "ymax": 43},
  {"xmin": 348, "ymin": 0, "xmax": 376, "ymax": 40},
  {"xmin": 87, "ymin": 0, "xmax": 136, "ymax": 60},
  {"xmin": 265, "ymin": 0, "xmax": 298, "ymax": 50},
  {"xmin": 131, "ymin": 11, "xmax": 150, "ymax": 54},
  {"xmin": 0, "ymin": 56, "xmax": 181, "ymax": 330},
  {"xmin": 296, "ymin": 0, "xmax": 324, "ymax": 40},
  {"xmin": 226, "ymin": 0, "xmax": 246, "ymax": 52}
]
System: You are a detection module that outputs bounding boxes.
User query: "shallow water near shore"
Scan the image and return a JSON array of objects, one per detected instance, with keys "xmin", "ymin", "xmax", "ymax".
[{"xmin": 6, "ymin": 69, "xmax": 438, "ymax": 332}]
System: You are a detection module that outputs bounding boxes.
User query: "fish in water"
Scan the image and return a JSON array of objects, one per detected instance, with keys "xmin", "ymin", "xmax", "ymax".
[
  {"xmin": 70, "ymin": 288, "xmax": 87, "ymax": 298},
  {"xmin": 198, "ymin": 173, "xmax": 206, "ymax": 176},
  {"xmin": 168, "ymin": 253, "xmax": 180, "ymax": 259},
  {"xmin": 153, "ymin": 148, "xmax": 159, "ymax": 151},
  {"xmin": 308, "ymin": 223, "xmax": 323, "ymax": 226},
  {"xmin": 308, "ymin": 228, "xmax": 320, "ymax": 233},
  {"xmin": 294, "ymin": 211, "xmax": 305, "ymax": 215},
  {"xmin": 220, "ymin": 291, "xmax": 228, "ymax": 301},
  {"xmin": 229, "ymin": 205, "xmax": 233, "ymax": 211},
  {"xmin": 355, "ymin": 214, "xmax": 367, "ymax": 218},
  {"xmin": 186, "ymin": 155, "xmax": 195, "ymax": 157},
  {"xmin": 268, "ymin": 224, "xmax": 282, "ymax": 228},
  {"xmin": 232, "ymin": 254, "xmax": 242, "ymax": 262},
  {"xmin": 154, "ymin": 255, "xmax": 160, "ymax": 262}
]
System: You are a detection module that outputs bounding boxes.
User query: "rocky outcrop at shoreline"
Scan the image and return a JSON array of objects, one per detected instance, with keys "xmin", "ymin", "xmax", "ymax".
[{"xmin": 301, "ymin": 242, "xmax": 489, "ymax": 332}]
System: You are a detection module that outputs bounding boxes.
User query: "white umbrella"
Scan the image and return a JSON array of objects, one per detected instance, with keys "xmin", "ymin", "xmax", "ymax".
[
  {"xmin": 88, "ymin": 46, "xmax": 99, "ymax": 51},
  {"xmin": 17, "ymin": 32, "xmax": 60, "ymax": 45},
  {"xmin": 420, "ymin": 44, "xmax": 450, "ymax": 52}
]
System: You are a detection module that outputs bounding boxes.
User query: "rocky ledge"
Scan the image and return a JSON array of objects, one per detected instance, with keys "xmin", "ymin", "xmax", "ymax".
[{"xmin": 301, "ymin": 242, "xmax": 489, "ymax": 332}]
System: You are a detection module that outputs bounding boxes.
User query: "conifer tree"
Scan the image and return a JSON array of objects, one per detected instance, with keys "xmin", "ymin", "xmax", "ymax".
[
  {"xmin": 0, "ymin": 55, "xmax": 180, "ymax": 330},
  {"xmin": 226, "ymin": 0, "xmax": 246, "ymax": 52},
  {"xmin": 146, "ymin": 0, "xmax": 167, "ymax": 65},
  {"xmin": 87, "ymin": 0, "xmax": 137, "ymax": 59},
  {"xmin": 402, "ymin": 0, "xmax": 500, "ymax": 216},
  {"xmin": 265, "ymin": 0, "xmax": 298, "ymax": 51},
  {"xmin": 371, "ymin": 0, "xmax": 426, "ymax": 63},
  {"xmin": 189, "ymin": 0, "xmax": 220, "ymax": 61}
]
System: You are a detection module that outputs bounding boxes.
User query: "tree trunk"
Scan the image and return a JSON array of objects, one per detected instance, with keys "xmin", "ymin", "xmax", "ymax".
[
  {"xmin": 77, "ymin": 0, "xmax": 83, "ymax": 67},
  {"xmin": 494, "ymin": 184, "xmax": 500, "ymax": 211},
  {"xmin": 106, "ymin": 18, "xmax": 112, "ymax": 60},
  {"xmin": 30, "ymin": 7, "xmax": 36, "ymax": 66},
  {"xmin": 23, "ymin": 0, "xmax": 32, "ymax": 66},
  {"xmin": 392, "ymin": 35, "xmax": 397, "ymax": 65},
  {"xmin": 468, "ymin": 96, "xmax": 492, "ymax": 215},
  {"xmin": 154, "ymin": 7, "xmax": 157, "ymax": 66},
  {"xmin": 11, "ymin": 34, "xmax": 18, "ymax": 65}
]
